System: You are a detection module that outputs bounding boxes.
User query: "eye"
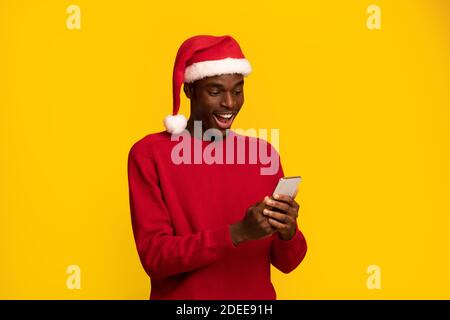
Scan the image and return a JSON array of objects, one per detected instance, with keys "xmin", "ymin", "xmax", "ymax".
[
  {"xmin": 208, "ymin": 90, "xmax": 220, "ymax": 96},
  {"xmin": 233, "ymin": 89, "xmax": 242, "ymax": 95}
]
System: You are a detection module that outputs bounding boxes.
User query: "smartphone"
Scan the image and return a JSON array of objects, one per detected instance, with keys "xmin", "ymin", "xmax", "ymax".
[{"xmin": 273, "ymin": 176, "xmax": 302, "ymax": 198}]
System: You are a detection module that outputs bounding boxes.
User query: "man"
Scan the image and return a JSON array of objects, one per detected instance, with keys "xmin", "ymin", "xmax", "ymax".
[{"xmin": 127, "ymin": 35, "xmax": 307, "ymax": 300}]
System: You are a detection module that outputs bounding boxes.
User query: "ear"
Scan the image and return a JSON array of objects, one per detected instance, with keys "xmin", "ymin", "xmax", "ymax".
[{"xmin": 183, "ymin": 83, "xmax": 193, "ymax": 99}]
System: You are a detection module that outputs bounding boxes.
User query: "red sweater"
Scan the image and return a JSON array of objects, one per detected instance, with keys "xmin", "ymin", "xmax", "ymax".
[{"xmin": 127, "ymin": 130, "xmax": 307, "ymax": 300}]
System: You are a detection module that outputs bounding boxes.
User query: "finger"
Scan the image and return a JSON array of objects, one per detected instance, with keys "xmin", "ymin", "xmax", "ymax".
[
  {"xmin": 272, "ymin": 194, "xmax": 295, "ymax": 207},
  {"xmin": 260, "ymin": 219, "xmax": 276, "ymax": 233},
  {"xmin": 273, "ymin": 194, "xmax": 300, "ymax": 213},
  {"xmin": 258, "ymin": 214, "xmax": 276, "ymax": 226},
  {"xmin": 264, "ymin": 224, "xmax": 276, "ymax": 234},
  {"xmin": 285, "ymin": 205, "xmax": 299, "ymax": 219},
  {"xmin": 264, "ymin": 197, "xmax": 290, "ymax": 213},
  {"xmin": 293, "ymin": 199, "xmax": 300, "ymax": 211},
  {"xmin": 267, "ymin": 217, "xmax": 288, "ymax": 230},
  {"xmin": 263, "ymin": 209, "xmax": 291, "ymax": 223},
  {"xmin": 289, "ymin": 208, "xmax": 299, "ymax": 219},
  {"xmin": 256, "ymin": 216, "xmax": 268, "ymax": 224}
]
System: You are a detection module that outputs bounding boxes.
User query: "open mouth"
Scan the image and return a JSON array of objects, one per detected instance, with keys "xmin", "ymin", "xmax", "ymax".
[{"xmin": 212, "ymin": 112, "xmax": 235, "ymax": 129}]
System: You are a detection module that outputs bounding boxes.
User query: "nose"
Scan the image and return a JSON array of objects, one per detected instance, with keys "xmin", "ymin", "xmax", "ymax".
[{"xmin": 220, "ymin": 92, "xmax": 234, "ymax": 109}]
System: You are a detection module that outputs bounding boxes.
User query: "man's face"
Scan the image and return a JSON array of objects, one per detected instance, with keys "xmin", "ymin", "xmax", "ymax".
[{"xmin": 184, "ymin": 73, "xmax": 244, "ymax": 135}]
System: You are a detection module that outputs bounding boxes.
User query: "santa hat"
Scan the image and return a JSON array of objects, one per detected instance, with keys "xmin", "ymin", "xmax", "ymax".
[{"xmin": 163, "ymin": 35, "xmax": 252, "ymax": 134}]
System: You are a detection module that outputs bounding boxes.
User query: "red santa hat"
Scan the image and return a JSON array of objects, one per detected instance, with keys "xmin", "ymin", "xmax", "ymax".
[{"xmin": 164, "ymin": 35, "xmax": 252, "ymax": 134}]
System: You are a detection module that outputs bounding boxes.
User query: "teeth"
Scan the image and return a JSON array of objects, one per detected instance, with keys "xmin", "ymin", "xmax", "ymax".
[{"xmin": 215, "ymin": 113, "xmax": 233, "ymax": 119}]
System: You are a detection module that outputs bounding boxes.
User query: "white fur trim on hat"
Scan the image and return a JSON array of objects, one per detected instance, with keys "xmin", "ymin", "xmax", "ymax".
[
  {"xmin": 164, "ymin": 114, "xmax": 187, "ymax": 135},
  {"xmin": 184, "ymin": 58, "xmax": 252, "ymax": 83}
]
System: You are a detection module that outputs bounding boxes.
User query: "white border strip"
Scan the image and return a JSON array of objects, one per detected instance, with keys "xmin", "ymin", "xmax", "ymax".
[{"xmin": 184, "ymin": 58, "xmax": 252, "ymax": 83}]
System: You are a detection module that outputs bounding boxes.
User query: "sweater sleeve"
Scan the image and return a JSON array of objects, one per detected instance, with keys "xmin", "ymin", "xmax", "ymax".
[
  {"xmin": 127, "ymin": 141, "xmax": 235, "ymax": 280},
  {"xmin": 268, "ymin": 146, "xmax": 308, "ymax": 273},
  {"xmin": 270, "ymin": 228, "xmax": 308, "ymax": 273}
]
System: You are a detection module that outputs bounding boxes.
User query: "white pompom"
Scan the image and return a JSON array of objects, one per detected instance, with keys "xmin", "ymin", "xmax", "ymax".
[{"xmin": 163, "ymin": 114, "xmax": 187, "ymax": 135}]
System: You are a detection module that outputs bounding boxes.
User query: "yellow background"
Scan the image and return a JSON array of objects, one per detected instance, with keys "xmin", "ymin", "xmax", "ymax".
[{"xmin": 1, "ymin": 0, "xmax": 449, "ymax": 299}]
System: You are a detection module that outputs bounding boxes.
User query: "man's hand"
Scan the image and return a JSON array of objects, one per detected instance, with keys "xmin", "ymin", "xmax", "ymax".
[
  {"xmin": 230, "ymin": 201, "xmax": 276, "ymax": 246},
  {"xmin": 262, "ymin": 194, "xmax": 300, "ymax": 241}
]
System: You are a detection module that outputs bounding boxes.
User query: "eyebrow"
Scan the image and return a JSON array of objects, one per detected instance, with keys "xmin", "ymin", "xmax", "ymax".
[{"xmin": 206, "ymin": 80, "xmax": 244, "ymax": 89}]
